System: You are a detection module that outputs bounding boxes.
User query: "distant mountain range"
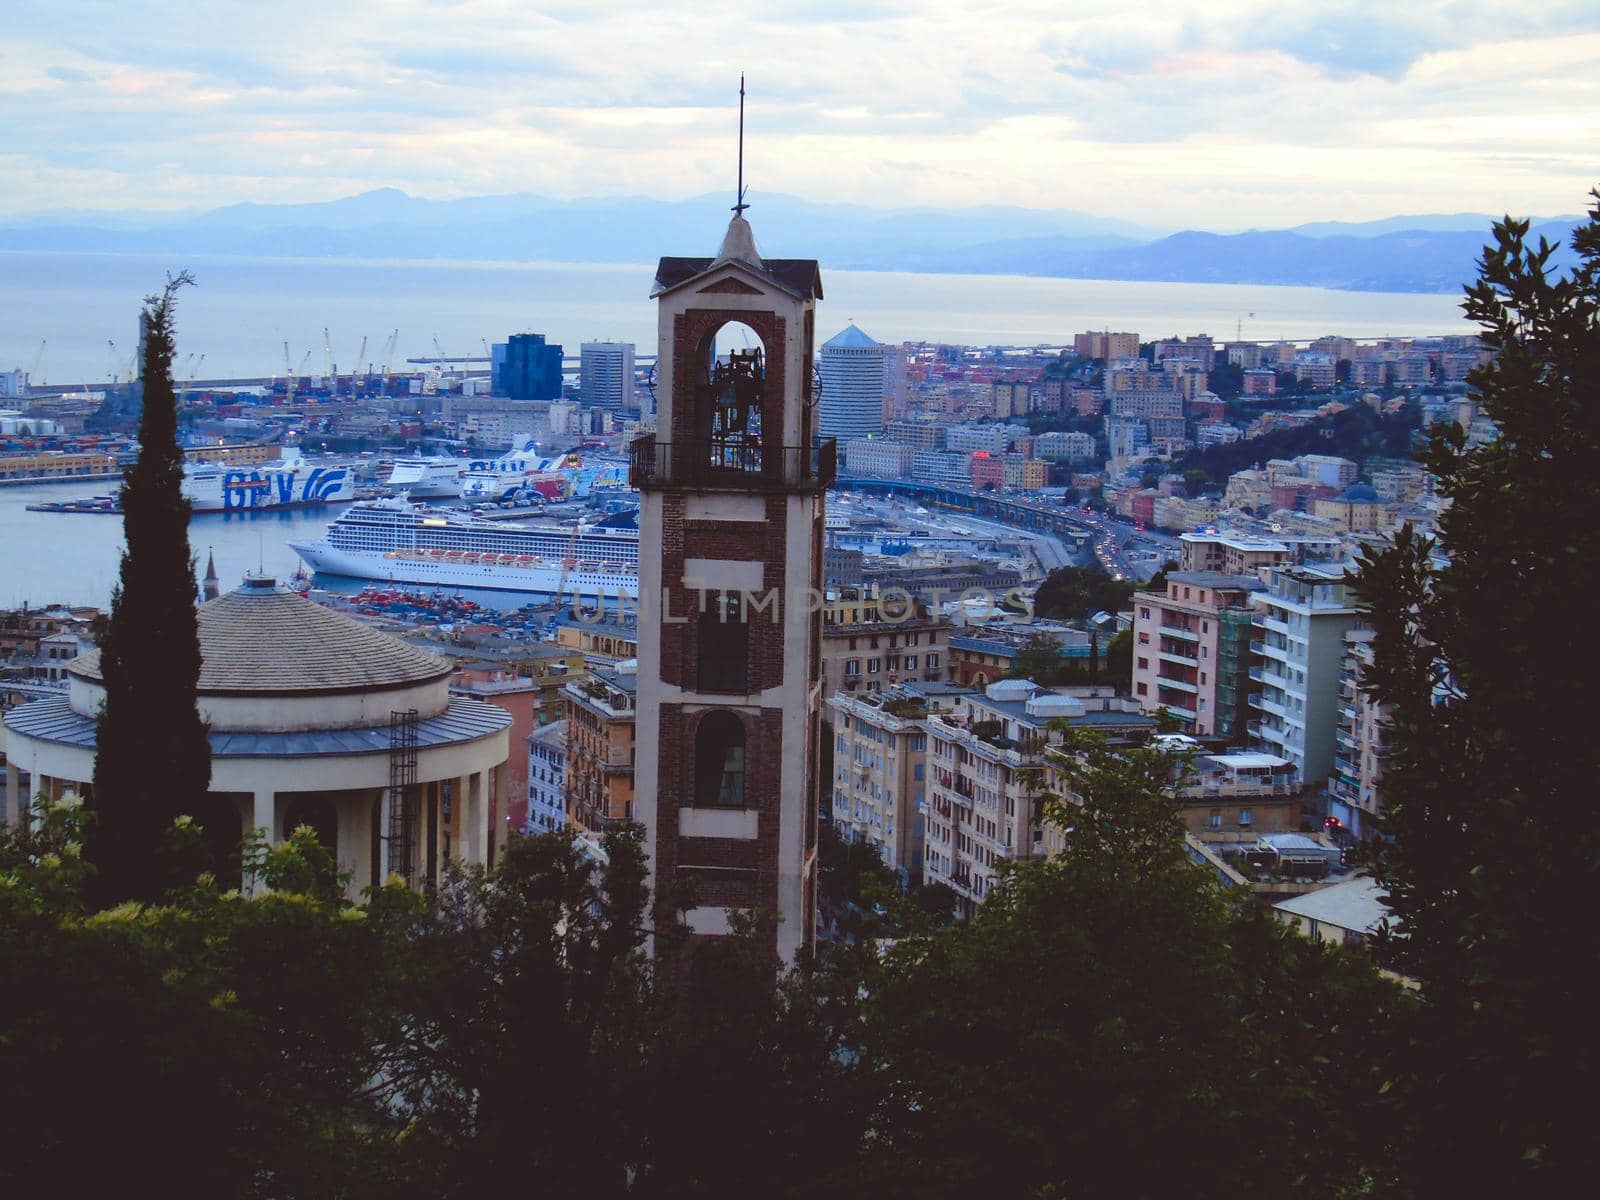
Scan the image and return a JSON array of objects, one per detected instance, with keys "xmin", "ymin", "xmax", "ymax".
[{"xmin": 0, "ymin": 189, "xmax": 1580, "ymax": 294}]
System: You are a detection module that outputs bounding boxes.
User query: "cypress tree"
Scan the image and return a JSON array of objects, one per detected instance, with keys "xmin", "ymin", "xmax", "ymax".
[{"xmin": 90, "ymin": 273, "xmax": 212, "ymax": 903}]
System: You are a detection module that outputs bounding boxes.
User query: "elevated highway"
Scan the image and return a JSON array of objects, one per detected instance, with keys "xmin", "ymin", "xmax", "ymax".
[{"xmin": 832, "ymin": 475, "xmax": 1095, "ymax": 549}]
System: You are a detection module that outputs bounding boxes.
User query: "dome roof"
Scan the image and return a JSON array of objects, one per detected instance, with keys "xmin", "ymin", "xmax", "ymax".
[
  {"xmin": 1341, "ymin": 482, "xmax": 1378, "ymax": 501},
  {"xmin": 70, "ymin": 577, "xmax": 456, "ymax": 696}
]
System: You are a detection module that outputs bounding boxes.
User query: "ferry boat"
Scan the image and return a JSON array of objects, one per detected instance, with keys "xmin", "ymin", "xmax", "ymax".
[
  {"xmin": 184, "ymin": 449, "xmax": 355, "ymax": 513},
  {"xmin": 385, "ymin": 455, "xmax": 465, "ymax": 499},
  {"xmin": 288, "ymin": 499, "xmax": 640, "ymax": 597},
  {"xmin": 458, "ymin": 441, "xmax": 625, "ymax": 503}
]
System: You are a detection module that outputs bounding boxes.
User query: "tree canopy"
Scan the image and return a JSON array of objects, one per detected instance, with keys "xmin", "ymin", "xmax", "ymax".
[
  {"xmin": 1033, "ymin": 562, "xmax": 1135, "ymax": 621},
  {"xmin": 1352, "ymin": 194, "xmax": 1600, "ymax": 1192}
]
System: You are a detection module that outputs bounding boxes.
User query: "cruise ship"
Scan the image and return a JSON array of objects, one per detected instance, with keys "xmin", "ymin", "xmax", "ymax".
[
  {"xmin": 385, "ymin": 455, "xmax": 464, "ymax": 499},
  {"xmin": 184, "ymin": 449, "xmax": 355, "ymax": 513},
  {"xmin": 288, "ymin": 499, "xmax": 640, "ymax": 597}
]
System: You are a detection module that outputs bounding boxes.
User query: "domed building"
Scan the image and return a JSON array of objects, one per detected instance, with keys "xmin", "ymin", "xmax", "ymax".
[{"xmin": 2, "ymin": 576, "xmax": 512, "ymax": 894}]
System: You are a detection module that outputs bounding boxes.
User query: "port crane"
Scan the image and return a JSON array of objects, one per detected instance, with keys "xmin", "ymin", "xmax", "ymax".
[
  {"xmin": 29, "ymin": 340, "xmax": 46, "ymax": 386},
  {"xmin": 351, "ymin": 334, "xmax": 367, "ymax": 394},
  {"xmin": 378, "ymin": 329, "xmax": 400, "ymax": 396},
  {"xmin": 324, "ymin": 328, "xmax": 337, "ymax": 389},
  {"xmin": 106, "ymin": 340, "xmax": 137, "ymax": 385}
]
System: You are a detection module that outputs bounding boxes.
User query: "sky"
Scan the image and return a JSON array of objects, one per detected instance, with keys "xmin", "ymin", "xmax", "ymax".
[{"xmin": 2, "ymin": 0, "xmax": 1597, "ymax": 229}]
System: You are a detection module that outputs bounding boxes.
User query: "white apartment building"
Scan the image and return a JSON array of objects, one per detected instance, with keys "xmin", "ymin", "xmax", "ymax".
[
  {"xmin": 527, "ymin": 720, "xmax": 567, "ymax": 835},
  {"xmin": 912, "ymin": 449, "xmax": 974, "ymax": 489},
  {"xmin": 844, "ymin": 437, "xmax": 914, "ymax": 479},
  {"xmin": 1248, "ymin": 565, "xmax": 1363, "ymax": 787},
  {"xmin": 1327, "ymin": 630, "xmax": 1389, "ymax": 838},
  {"xmin": 1035, "ymin": 430, "xmax": 1096, "ymax": 462},
  {"xmin": 944, "ymin": 423, "xmax": 1025, "ymax": 456},
  {"xmin": 819, "ymin": 324, "xmax": 887, "ymax": 443}
]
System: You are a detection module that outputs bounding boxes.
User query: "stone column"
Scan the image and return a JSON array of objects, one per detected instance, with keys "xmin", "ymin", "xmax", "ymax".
[
  {"xmin": 253, "ymin": 788, "xmax": 277, "ymax": 848},
  {"xmin": 466, "ymin": 770, "xmax": 489, "ymax": 867},
  {"xmin": 3, "ymin": 761, "xmax": 21, "ymax": 827}
]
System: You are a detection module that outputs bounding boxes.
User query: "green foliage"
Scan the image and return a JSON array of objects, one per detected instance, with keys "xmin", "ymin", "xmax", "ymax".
[
  {"xmin": 90, "ymin": 272, "xmax": 212, "ymax": 905},
  {"xmin": 1352, "ymin": 192, "xmax": 1600, "ymax": 1192},
  {"xmin": 1033, "ymin": 563, "xmax": 1134, "ymax": 622},
  {"xmin": 854, "ymin": 735, "xmax": 1411, "ymax": 1198},
  {"xmin": 0, "ymin": 795, "xmax": 415, "ymax": 1196},
  {"xmin": 1208, "ymin": 357, "xmax": 1244, "ymax": 396},
  {"xmin": 1177, "ymin": 399, "xmax": 1420, "ymax": 488}
]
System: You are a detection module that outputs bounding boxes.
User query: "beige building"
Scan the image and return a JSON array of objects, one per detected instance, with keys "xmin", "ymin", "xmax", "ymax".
[
  {"xmin": 1175, "ymin": 752, "xmax": 1301, "ymax": 842},
  {"xmin": 1178, "ymin": 530, "xmax": 1292, "ymax": 576},
  {"xmin": 925, "ymin": 680, "xmax": 1155, "ymax": 915},
  {"xmin": 2, "ymin": 578, "xmax": 512, "ymax": 895},
  {"xmin": 562, "ymin": 662, "xmax": 637, "ymax": 837},
  {"xmin": 821, "ymin": 590, "xmax": 949, "ymax": 697},
  {"xmin": 827, "ymin": 683, "xmax": 971, "ymax": 879}
]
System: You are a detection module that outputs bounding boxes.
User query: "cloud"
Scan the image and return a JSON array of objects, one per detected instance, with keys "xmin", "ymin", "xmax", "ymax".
[{"xmin": 0, "ymin": 1, "xmax": 1596, "ymax": 228}]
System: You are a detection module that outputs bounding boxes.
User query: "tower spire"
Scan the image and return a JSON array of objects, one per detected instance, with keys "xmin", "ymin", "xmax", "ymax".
[{"xmin": 733, "ymin": 74, "xmax": 749, "ymax": 217}]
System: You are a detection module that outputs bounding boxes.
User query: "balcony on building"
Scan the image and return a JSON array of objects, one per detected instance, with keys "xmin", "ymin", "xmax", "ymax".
[{"xmin": 629, "ymin": 432, "xmax": 837, "ymax": 492}]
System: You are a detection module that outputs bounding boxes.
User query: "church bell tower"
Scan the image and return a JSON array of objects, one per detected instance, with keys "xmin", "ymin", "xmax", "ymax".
[{"xmin": 629, "ymin": 208, "xmax": 834, "ymax": 962}]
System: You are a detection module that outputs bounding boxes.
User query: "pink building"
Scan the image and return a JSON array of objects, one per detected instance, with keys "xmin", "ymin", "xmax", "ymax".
[
  {"xmin": 1132, "ymin": 572, "xmax": 1264, "ymax": 738},
  {"xmin": 970, "ymin": 452, "xmax": 1005, "ymax": 489}
]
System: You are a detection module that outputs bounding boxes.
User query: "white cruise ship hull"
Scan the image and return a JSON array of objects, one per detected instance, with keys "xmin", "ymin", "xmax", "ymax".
[
  {"xmin": 386, "ymin": 458, "xmax": 463, "ymax": 499},
  {"xmin": 289, "ymin": 541, "xmax": 638, "ymax": 598},
  {"xmin": 185, "ymin": 458, "xmax": 356, "ymax": 513}
]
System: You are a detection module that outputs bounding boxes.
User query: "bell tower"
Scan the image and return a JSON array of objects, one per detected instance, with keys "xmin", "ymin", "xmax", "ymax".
[{"xmin": 629, "ymin": 209, "xmax": 834, "ymax": 962}]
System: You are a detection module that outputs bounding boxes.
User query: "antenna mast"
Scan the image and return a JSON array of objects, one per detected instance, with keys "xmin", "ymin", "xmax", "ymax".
[{"xmin": 733, "ymin": 74, "xmax": 749, "ymax": 217}]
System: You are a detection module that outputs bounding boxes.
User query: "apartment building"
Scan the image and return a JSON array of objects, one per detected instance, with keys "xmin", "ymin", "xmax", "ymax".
[
  {"xmin": 971, "ymin": 452, "xmax": 1005, "ymax": 489},
  {"xmin": 1175, "ymin": 752, "xmax": 1300, "ymax": 842},
  {"xmin": 1131, "ymin": 571, "xmax": 1265, "ymax": 736},
  {"xmin": 1178, "ymin": 531, "xmax": 1298, "ymax": 576},
  {"xmin": 845, "ymin": 437, "xmax": 914, "ymax": 479},
  {"xmin": 826, "ymin": 682, "xmax": 973, "ymax": 878},
  {"xmin": 925, "ymin": 681, "xmax": 1155, "ymax": 915},
  {"xmin": 911, "ymin": 449, "xmax": 973, "ymax": 489},
  {"xmin": 526, "ymin": 720, "xmax": 567, "ymax": 835},
  {"xmin": 562, "ymin": 662, "xmax": 637, "ymax": 836},
  {"xmin": 1002, "ymin": 455, "xmax": 1047, "ymax": 489},
  {"xmin": 945, "ymin": 423, "xmax": 1026, "ymax": 455},
  {"xmin": 1035, "ymin": 430, "xmax": 1096, "ymax": 462},
  {"xmin": 883, "ymin": 418, "xmax": 947, "ymax": 450},
  {"xmin": 1242, "ymin": 367, "xmax": 1278, "ymax": 396},
  {"xmin": 820, "ymin": 590, "xmax": 949, "ymax": 697},
  {"xmin": 1073, "ymin": 330, "xmax": 1140, "ymax": 360},
  {"xmin": 1248, "ymin": 565, "xmax": 1363, "ymax": 787},
  {"xmin": 1327, "ymin": 630, "xmax": 1389, "ymax": 838}
]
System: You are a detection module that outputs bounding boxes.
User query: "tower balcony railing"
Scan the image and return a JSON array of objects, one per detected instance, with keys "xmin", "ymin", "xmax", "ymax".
[{"xmin": 629, "ymin": 434, "xmax": 837, "ymax": 492}]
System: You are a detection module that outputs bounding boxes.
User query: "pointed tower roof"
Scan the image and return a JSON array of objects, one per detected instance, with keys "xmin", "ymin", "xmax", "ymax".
[
  {"xmin": 204, "ymin": 549, "xmax": 218, "ymax": 581},
  {"xmin": 713, "ymin": 213, "xmax": 764, "ymax": 270},
  {"xmin": 823, "ymin": 324, "xmax": 880, "ymax": 350}
]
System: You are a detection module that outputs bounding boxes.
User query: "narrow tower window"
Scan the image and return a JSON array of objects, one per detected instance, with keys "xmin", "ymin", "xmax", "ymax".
[
  {"xmin": 698, "ymin": 590, "xmax": 749, "ymax": 693},
  {"xmin": 695, "ymin": 711, "xmax": 747, "ymax": 808}
]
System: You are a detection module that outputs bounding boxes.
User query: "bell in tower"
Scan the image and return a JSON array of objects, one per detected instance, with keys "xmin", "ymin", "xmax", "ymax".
[{"xmin": 628, "ymin": 177, "xmax": 835, "ymax": 963}]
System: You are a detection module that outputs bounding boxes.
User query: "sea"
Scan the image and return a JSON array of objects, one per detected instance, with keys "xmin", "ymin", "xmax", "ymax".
[
  {"xmin": 0, "ymin": 250, "xmax": 1471, "ymax": 386},
  {"xmin": 0, "ymin": 249, "xmax": 1473, "ymax": 609}
]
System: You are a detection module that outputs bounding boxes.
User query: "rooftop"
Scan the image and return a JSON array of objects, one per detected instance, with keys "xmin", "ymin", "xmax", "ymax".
[
  {"xmin": 70, "ymin": 578, "xmax": 454, "ymax": 696},
  {"xmin": 1273, "ymin": 876, "xmax": 1389, "ymax": 934}
]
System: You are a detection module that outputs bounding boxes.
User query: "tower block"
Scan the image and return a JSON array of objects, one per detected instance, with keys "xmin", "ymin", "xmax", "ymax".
[{"xmin": 629, "ymin": 213, "xmax": 835, "ymax": 962}]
